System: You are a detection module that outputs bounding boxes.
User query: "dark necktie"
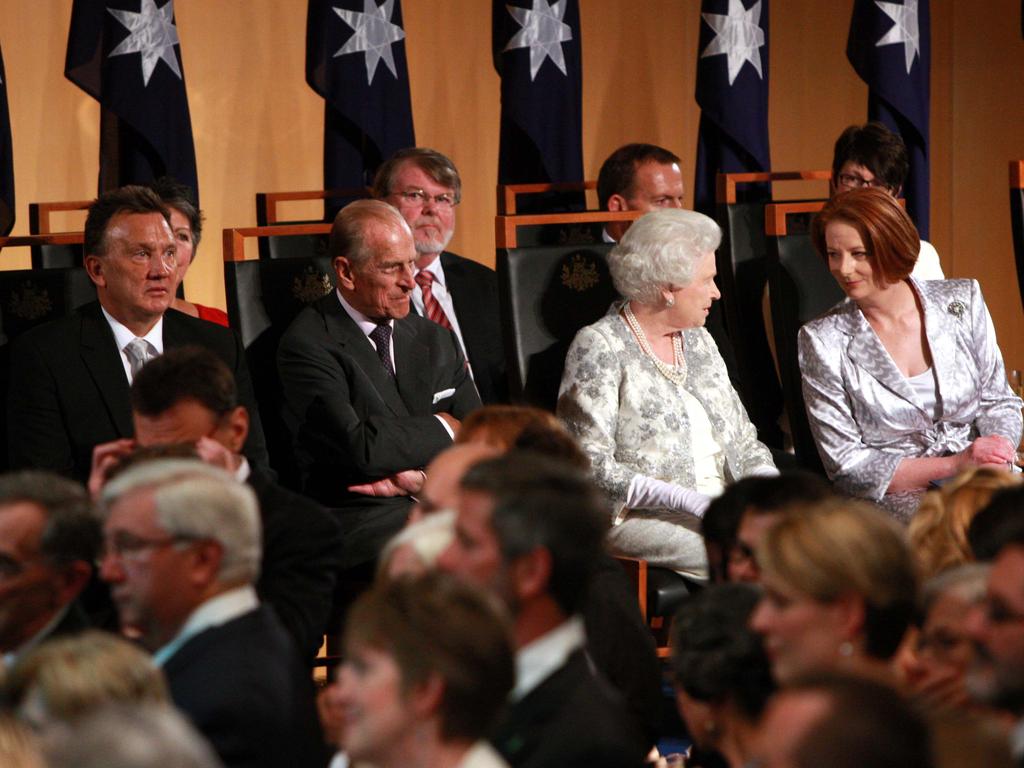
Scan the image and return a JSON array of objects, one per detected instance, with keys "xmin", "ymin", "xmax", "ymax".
[
  {"xmin": 415, "ymin": 270, "xmax": 454, "ymax": 331},
  {"xmin": 368, "ymin": 322, "xmax": 395, "ymax": 379}
]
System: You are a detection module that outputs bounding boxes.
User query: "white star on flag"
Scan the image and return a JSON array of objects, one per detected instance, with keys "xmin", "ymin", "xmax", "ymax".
[
  {"xmin": 700, "ymin": 0, "xmax": 765, "ymax": 86},
  {"xmin": 333, "ymin": 0, "xmax": 406, "ymax": 85},
  {"xmin": 875, "ymin": 0, "xmax": 920, "ymax": 74},
  {"xmin": 108, "ymin": 0, "xmax": 182, "ymax": 87},
  {"xmin": 504, "ymin": 0, "xmax": 573, "ymax": 81}
]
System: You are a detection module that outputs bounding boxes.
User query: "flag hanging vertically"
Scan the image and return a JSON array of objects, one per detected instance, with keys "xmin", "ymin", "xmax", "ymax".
[
  {"xmin": 693, "ymin": 0, "xmax": 771, "ymax": 217},
  {"xmin": 307, "ymin": 0, "xmax": 415, "ymax": 216},
  {"xmin": 0, "ymin": 42, "xmax": 14, "ymax": 235},
  {"xmin": 65, "ymin": 0, "xmax": 199, "ymax": 202},
  {"xmin": 847, "ymin": 0, "xmax": 930, "ymax": 238},
  {"xmin": 493, "ymin": 0, "xmax": 583, "ymax": 211}
]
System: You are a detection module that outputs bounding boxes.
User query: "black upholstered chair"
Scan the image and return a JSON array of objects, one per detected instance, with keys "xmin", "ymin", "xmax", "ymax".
[
  {"xmin": 714, "ymin": 170, "xmax": 830, "ymax": 449},
  {"xmin": 763, "ymin": 201, "xmax": 842, "ymax": 473},
  {"xmin": 255, "ymin": 188, "xmax": 367, "ymax": 260},
  {"xmin": 223, "ymin": 223, "xmax": 334, "ymax": 487},
  {"xmin": 495, "ymin": 210, "xmax": 640, "ymax": 409},
  {"xmin": 28, "ymin": 200, "xmax": 90, "ymax": 269},
  {"xmin": 1010, "ymin": 161, "xmax": 1024, "ymax": 314},
  {"xmin": 0, "ymin": 242, "xmax": 94, "ymax": 471}
]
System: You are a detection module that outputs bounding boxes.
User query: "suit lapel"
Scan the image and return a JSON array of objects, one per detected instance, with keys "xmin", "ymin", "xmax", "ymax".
[
  {"xmin": 843, "ymin": 297, "xmax": 924, "ymax": 411},
  {"xmin": 78, "ymin": 304, "xmax": 134, "ymax": 437},
  {"xmin": 916, "ymin": 279, "xmax": 957, "ymax": 418},
  {"xmin": 393, "ymin": 318, "xmax": 432, "ymax": 415},
  {"xmin": 321, "ymin": 296, "xmax": 408, "ymax": 417}
]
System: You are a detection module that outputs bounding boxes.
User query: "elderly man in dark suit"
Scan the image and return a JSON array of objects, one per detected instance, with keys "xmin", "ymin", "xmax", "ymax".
[
  {"xmin": 0, "ymin": 471, "xmax": 99, "ymax": 671},
  {"xmin": 278, "ymin": 199, "xmax": 480, "ymax": 569},
  {"xmin": 6, "ymin": 185, "xmax": 268, "ymax": 483},
  {"xmin": 98, "ymin": 459, "xmax": 326, "ymax": 768},
  {"xmin": 438, "ymin": 453, "xmax": 648, "ymax": 768},
  {"xmin": 373, "ymin": 147, "xmax": 507, "ymax": 404}
]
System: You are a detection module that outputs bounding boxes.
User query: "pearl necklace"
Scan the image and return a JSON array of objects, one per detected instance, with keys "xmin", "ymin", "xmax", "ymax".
[{"xmin": 622, "ymin": 302, "xmax": 687, "ymax": 385}]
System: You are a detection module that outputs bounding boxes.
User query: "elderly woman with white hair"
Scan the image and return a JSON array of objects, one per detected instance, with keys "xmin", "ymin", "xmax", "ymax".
[{"xmin": 558, "ymin": 209, "xmax": 776, "ymax": 576}]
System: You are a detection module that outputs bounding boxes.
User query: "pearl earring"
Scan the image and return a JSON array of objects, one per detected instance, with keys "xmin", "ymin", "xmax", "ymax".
[{"xmin": 665, "ymin": 295, "xmax": 676, "ymax": 308}]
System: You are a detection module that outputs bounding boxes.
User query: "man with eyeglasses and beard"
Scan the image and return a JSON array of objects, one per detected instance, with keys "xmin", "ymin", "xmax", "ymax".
[{"xmin": 373, "ymin": 147, "xmax": 507, "ymax": 404}]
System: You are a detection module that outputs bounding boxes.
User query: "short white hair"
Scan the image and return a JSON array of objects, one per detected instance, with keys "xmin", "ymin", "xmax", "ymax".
[
  {"xmin": 100, "ymin": 459, "xmax": 261, "ymax": 584},
  {"xmin": 608, "ymin": 208, "xmax": 721, "ymax": 304}
]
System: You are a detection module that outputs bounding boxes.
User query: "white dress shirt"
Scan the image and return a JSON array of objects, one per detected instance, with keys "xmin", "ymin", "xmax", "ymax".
[
  {"xmin": 101, "ymin": 306, "xmax": 165, "ymax": 383},
  {"xmin": 512, "ymin": 615, "xmax": 587, "ymax": 702}
]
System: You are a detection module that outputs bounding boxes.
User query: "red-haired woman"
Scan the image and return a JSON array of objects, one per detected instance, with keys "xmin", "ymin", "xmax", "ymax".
[{"xmin": 798, "ymin": 187, "xmax": 1021, "ymax": 521}]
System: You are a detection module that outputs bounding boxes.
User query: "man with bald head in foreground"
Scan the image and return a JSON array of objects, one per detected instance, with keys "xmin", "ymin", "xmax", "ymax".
[{"xmin": 278, "ymin": 200, "xmax": 481, "ymax": 569}]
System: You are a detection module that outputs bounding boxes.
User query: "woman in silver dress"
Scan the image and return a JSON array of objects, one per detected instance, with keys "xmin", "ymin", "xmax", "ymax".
[
  {"xmin": 798, "ymin": 188, "xmax": 1021, "ymax": 521},
  {"xmin": 557, "ymin": 209, "xmax": 775, "ymax": 576}
]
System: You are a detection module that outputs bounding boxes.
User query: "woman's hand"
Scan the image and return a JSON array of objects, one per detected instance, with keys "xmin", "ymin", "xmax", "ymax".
[{"xmin": 958, "ymin": 435, "xmax": 1016, "ymax": 469}]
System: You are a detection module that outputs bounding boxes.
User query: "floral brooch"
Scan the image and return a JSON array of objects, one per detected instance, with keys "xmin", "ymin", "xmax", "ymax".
[{"xmin": 947, "ymin": 300, "xmax": 966, "ymax": 318}]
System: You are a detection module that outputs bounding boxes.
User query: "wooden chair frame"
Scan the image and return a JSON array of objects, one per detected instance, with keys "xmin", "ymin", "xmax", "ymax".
[
  {"xmin": 28, "ymin": 200, "xmax": 92, "ymax": 235},
  {"xmin": 495, "ymin": 210, "xmax": 639, "ymax": 249},
  {"xmin": 223, "ymin": 223, "xmax": 333, "ymax": 263},
  {"xmin": 496, "ymin": 180, "xmax": 597, "ymax": 215},
  {"xmin": 255, "ymin": 188, "xmax": 369, "ymax": 226},
  {"xmin": 716, "ymin": 170, "xmax": 831, "ymax": 206}
]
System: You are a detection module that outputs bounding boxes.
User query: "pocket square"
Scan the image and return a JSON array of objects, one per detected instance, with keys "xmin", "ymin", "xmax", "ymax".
[{"xmin": 433, "ymin": 388, "xmax": 456, "ymax": 404}]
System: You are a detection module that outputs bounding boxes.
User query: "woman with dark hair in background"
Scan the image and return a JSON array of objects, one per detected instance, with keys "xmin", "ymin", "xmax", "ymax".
[
  {"xmin": 669, "ymin": 583, "xmax": 775, "ymax": 768},
  {"xmin": 149, "ymin": 177, "xmax": 229, "ymax": 326}
]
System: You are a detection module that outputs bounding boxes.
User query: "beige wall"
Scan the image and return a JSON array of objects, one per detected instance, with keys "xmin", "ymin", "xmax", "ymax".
[{"xmin": 1, "ymin": 0, "xmax": 1021, "ymax": 370}]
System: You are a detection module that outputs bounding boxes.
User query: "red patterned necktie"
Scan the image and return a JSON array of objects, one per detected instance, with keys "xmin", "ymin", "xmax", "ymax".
[{"xmin": 415, "ymin": 270, "xmax": 454, "ymax": 331}]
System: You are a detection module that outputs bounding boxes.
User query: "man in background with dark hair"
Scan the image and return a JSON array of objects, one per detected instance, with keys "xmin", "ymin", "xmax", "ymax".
[
  {"xmin": 966, "ymin": 485, "xmax": 1024, "ymax": 762},
  {"xmin": 89, "ymin": 346, "xmax": 342, "ymax": 661},
  {"xmin": 830, "ymin": 122, "xmax": 944, "ymax": 280},
  {"xmin": 597, "ymin": 143, "xmax": 742, "ymax": 396},
  {"xmin": 439, "ymin": 452, "xmax": 647, "ymax": 768},
  {"xmin": 8, "ymin": 185, "xmax": 268, "ymax": 482},
  {"xmin": 0, "ymin": 471, "xmax": 100, "ymax": 670},
  {"xmin": 374, "ymin": 147, "xmax": 507, "ymax": 404}
]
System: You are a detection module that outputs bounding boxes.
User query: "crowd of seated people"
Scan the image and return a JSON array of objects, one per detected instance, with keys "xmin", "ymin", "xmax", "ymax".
[{"xmin": 2, "ymin": 120, "xmax": 1024, "ymax": 768}]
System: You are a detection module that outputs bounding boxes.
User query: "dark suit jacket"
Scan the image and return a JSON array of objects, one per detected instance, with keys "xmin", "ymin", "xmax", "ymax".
[
  {"xmin": 248, "ymin": 469, "xmax": 343, "ymax": 662},
  {"xmin": 436, "ymin": 251, "xmax": 507, "ymax": 404},
  {"xmin": 7, "ymin": 302, "xmax": 269, "ymax": 483},
  {"xmin": 277, "ymin": 292, "xmax": 480, "ymax": 566},
  {"xmin": 163, "ymin": 605, "xmax": 327, "ymax": 768},
  {"xmin": 491, "ymin": 649, "xmax": 647, "ymax": 768}
]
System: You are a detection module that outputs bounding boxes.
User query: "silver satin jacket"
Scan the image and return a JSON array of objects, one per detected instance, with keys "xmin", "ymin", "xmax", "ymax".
[{"xmin": 798, "ymin": 278, "xmax": 1022, "ymax": 520}]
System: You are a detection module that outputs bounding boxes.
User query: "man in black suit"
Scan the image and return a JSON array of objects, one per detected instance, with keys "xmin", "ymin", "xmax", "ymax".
[
  {"xmin": 88, "ymin": 346, "xmax": 343, "ymax": 662},
  {"xmin": 373, "ymin": 147, "xmax": 507, "ymax": 404},
  {"xmin": 438, "ymin": 453, "xmax": 648, "ymax": 768},
  {"xmin": 98, "ymin": 459, "xmax": 326, "ymax": 768},
  {"xmin": 278, "ymin": 200, "xmax": 480, "ymax": 569},
  {"xmin": 7, "ymin": 185, "xmax": 268, "ymax": 483},
  {"xmin": 0, "ymin": 471, "xmax": 99, "ymax": 670}
]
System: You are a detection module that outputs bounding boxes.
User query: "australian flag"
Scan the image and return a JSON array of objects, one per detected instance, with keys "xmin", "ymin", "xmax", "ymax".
[
  {"xmin": 307, "ymin": 0, "xmax": 415, "ymax": 216},
  {"xmin": 493, "ymin": 0, "xmax": 583, "ymax": 211},
  {"xmin": 65, "ymin": 0, "xmax": 199, "ymax": 202},
  {"xmin": 848, "ymin": 0, "xmax": 930, "ymax": 238},
  {"xmin": 694, "ymin": 0, "xmax": 771, "ymax": 217},
  {"xmin": 0, "ymin": 42, "xmax": 14, "ymax": 235}
]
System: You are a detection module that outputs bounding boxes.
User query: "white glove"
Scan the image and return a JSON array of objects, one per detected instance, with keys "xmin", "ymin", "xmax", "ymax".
[{"xmin": 625, "ymin": 475, "xmax": 712, "ymax": 518}]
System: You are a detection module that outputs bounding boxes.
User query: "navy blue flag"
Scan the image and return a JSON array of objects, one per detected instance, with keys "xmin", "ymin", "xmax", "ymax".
[
  {"xmin": 493, "ymin": 0, "xmax": 583, "ymax": 211},
  {"xmin": 847, "ymin": 0, "xmax": 930, "ymax": 238},
  {"xmin": 307, "ymin": 0, "xmax": 415, "ymax": 216},
  {"xmin": 693, "ymin": 0, "xmax": 771, "ymax": 217},
  {"xmin": 0, "ymin": 43, "xmax": 14, "ymax": 235},
  {"xmin": 65, "ymin": 0, "xmax": 199, "ymax": 202}
]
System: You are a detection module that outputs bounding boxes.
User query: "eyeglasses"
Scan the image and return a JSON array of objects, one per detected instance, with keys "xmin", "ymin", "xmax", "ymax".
[
  {"xmin": 393, "ymin": 189, "xmax": 458, "ymax": 210},
  {"xmin": 836, "ymin": 172, "xmax": 888, "ymax": 190},
  {"xmin": 98, "ymin": 532, "xmax": 196, "ymax": 563}
]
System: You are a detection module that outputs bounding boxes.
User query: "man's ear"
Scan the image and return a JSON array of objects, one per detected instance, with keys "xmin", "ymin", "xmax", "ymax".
[
  {"xmin": 606, "ymin": 194, "xmax": 628, "ymax": 213},
  {"xmin": 55, "ymin": 560, "xmax": 93, "ymax": 605},
  {"xmin": 510, "ymin": 546, "xmax": 552, "ymax": 603},
  {"xmin": 216, "ymin": 406, "xmax": 249, "ymax": 454},
  {"xmin": 189, "ymin": 540, "xmax": 225, "ymax": 589},
  {"xmin": 335, "ymin": 256, "xmax": 356, "ymax": 290},
  {"xmin": 84, "ymin": 254, "xmax": 106, "ymax": 288}
]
